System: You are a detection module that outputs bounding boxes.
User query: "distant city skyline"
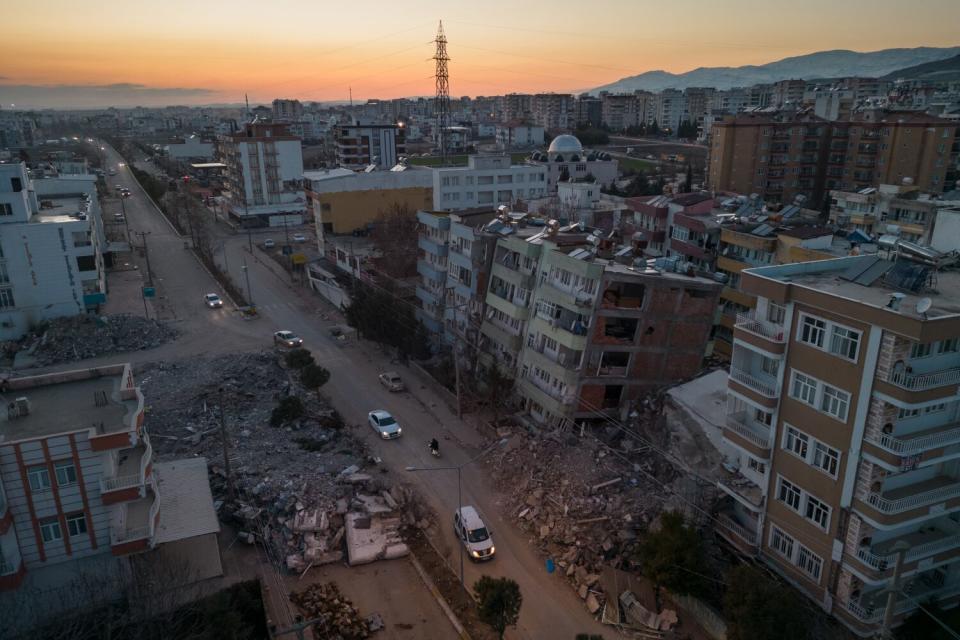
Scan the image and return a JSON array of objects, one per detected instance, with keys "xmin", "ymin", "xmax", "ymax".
[{"xmin": 2, "ymin": 0, "xmax": 959, "ymax": 108}]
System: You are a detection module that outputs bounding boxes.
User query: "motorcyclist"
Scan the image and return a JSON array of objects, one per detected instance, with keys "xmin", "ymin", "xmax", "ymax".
[{"xmin": 429, "ymin": 438, "xmax": 439, "ymax": 454}]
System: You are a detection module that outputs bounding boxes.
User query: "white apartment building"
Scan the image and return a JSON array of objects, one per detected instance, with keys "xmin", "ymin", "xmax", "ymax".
[
  {"xmin": 496, "ymin": 123, "xmax": 545, "ymax": 150},
  {"xmin": 0, "ymin": 164, "xmax": 107, "ymax": 340},
  {"xmin": 432, "ymin": 155, "xmax": 547, "ymax": 211},
  {"xmin": 164, "ymin": 135, "xmax": 215, "ymax": 161},
  {"xmin": 656, "ymin": 89, "xmax": 685, "ymax": 132},
  {"xmin": 219, "ymin": 120, "xmax": 306, "ymax": 226}
]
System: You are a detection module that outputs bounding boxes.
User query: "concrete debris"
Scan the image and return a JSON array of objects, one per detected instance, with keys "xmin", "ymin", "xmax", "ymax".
[
  {"xmin": 140, "ymin": 351, "xmax": 429, "ymax": 571},
  {"xmin": 290, "ymin": 582, "xmax": 373, "ymax": 639},
  {"xmin": 18, "ymin": 314, "xmax": 178, "ymax": 366},
  {"xmin": 489, "ymin": 390, "xmax": 709, "ymax": 619}
]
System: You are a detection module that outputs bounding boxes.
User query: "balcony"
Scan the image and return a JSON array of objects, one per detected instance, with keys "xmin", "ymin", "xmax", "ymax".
[
  {"xmin": 888, "ymin": 367, "xmax": 960, "ymax": 392},
  {"xmin": 844, "ymin": 582, "xmax": 960, "ymax": 625},
  {"xmin": 716, "ymin": 512, "xmax": 759, "ymax": 549},
  {"xmin": 100, "ymin": 440, "xmax": 152, "ymax": 499},
  {"xmin": 418, "ymin": 236, "xmax": 448, "ymax": 257},
  {"xmin": 518, "ymin": 375, "xmax": 577, "ymax": 412},
  {"xmin": 480, "ymin": 320, "xmax": 522, "ymax": 353},
  {"xmin": 542, "ymin": 277, "xmax": 596, "ymax": 309},
  {"xmin": 856, "ymin": 525, "xmax": 960, "ymax": 573},
  {"xmin": 417, "ymin": 260, "xmax": 447, "ymax": 282},
  {"xmin": 111, "ymin": 485, "xmax": 159, "ymax": 551},
  {"xmin": 865, "ymin": 476, "xmax": 960, "ymax": 514},
  {"xmin": 734, "ymin": 312, "xmax": 786, "ymax": 343},
  {"xmin": 729, "ymin": 367, "xmax": 779, "ymax": 398},
  {"xmin": 866, "ymin": 421, "xmax": 960, "ymax": 456},
  {"xmin": 724, "ymin": 411, "xmax": 772, "ymax": 451}
]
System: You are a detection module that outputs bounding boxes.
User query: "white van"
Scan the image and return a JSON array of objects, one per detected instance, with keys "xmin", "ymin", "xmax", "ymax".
[{"xmin": 453, "ymin": 506, "xmax": 495, "ymax": 561}]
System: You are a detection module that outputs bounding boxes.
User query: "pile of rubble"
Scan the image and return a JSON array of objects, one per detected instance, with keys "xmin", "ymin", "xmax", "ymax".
[
  {"xmin": 290, "ymin": 582, "xmax": 379, "ymax": 639},
  {"xmin": 140, "ymin": 352, "xmax": 428, "ymax": 569},
  {"xmin": 17, "ymin": 314, "xmax": 178, "ymax": 365},
  {"xmin": 489, "ymin": 414, "xmax": 699, "ymax": 616}
]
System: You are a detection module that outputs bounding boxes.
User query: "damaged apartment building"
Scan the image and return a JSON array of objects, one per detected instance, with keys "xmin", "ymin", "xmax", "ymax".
[
  {"xmin": 465, "ymin": 212, "xmax": 723, "ymax": 429},
  {"xmin": 714, "ymin": 244, "xmax": 960, "ymax": 636}
]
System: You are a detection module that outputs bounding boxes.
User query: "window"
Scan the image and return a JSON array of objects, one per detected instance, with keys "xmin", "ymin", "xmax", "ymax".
[
  {"xmin": 830, "ymin": 325, "xmax": 860, "ymax": 360},
  {"xmin": 28, "ymin": 466, "xmax": 51, "ymax": 492},
  {"xmin": 937, "ymin": 338, "xmax": 959, "ymax": 354},
  {"xmin": 767, "ymin": 303, "xmax": 786, "ymax": 325},
  {"xmin": 761, "ymin": 356, "xmax": 779, "ymax": 377},
  {"xmin": 770, "ymin": 526, "xmax": 794, "ymax": 558},
  {"xmin": 820, "ymin": 384, "xmax": 850, "ymax": 421},
  {"xmin": 791, "ymin": 372, "xmax": 817, "ymax": 406},
  {"xmin": 0, "ymin": 203, "xmax": 12, "ymax": 216},
  {"xmin": 777, "ymin": 477, "xmax": 802, "ymax": 511},
  {"xmin": 747, "ymin": 457, "xmax": 766, "ymax": 474},
  {"xmin": 0, "ymin": 287, "xmax": 15, "ymax": 309},
  {"xmin": 66, "ymin": 513, "xmax": 87, "ymax": 537},
  {"xmin": 813, "ymin": 442, "xmax": 840, "ymax": 477},
  {"xmin": 804, "ymin": 495, "xmax": 831, "ymax": 530},
  {"xmin": 55, "ymin": 461, "xmax": 77, "ymax": 486},
  {"xmin": 797, "ymin": 546, "xmax": 823, "ymax": 581},
  {"xmin": 798, "ymin": 314, "xmax": 826, "ymax": 348},
  {"xmin": 671, "ymin": 226, "xmax": 690, "ymax": 243},
  {"xmin": 783, "ymin": 426, "xmax": 809, "ymax": 459},
  {"xmin": 912, "ymin": 342, "xmax": 933, "ymax": 358},
  {"xmin": 40, "ymin": 518, "xmax": 62, "ymax": 543}
]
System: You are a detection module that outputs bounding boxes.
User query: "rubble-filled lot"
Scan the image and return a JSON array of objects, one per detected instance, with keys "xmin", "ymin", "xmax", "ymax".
[
  {"xmin": 488, "ymin": 396, "xmax": 712, "ymax": 620},
  {"xmin": 139, "ymin": 352, "xmax": 432, "ymax": 574},
  {"xmin": 9, "ymin": 314, "xmax": 178, "ymax": 366}
]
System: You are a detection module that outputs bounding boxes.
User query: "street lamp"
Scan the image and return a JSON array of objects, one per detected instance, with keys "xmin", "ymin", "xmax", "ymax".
[
  {"xmin": 406, "ymin": 437, "xmax": 508, "ymax": 588},
  {"xmin": 241, "ymin": 259, "xmax": 254, "ymax": 307}
]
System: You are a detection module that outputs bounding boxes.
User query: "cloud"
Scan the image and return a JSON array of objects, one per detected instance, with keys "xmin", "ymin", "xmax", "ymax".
[{"xmin": 0, "ymin": 82, "xmax": 218, "ymax": 109}]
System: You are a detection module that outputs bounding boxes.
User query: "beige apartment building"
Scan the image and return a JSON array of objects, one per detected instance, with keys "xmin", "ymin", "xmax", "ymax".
[
  {"xmin": 716, "ymin": 252, "xmax": 960, "ymax": 636},
  {"xmin": 708, "ymin": 109, "xmax": 959, "ymax": 206}
]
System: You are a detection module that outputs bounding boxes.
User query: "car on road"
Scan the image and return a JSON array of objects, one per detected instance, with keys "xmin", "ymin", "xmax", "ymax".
[
  {"xmin": 292, "ymin": 233, "xmax": 307, "ymax": 243},
  {"xmin": 108, "ymin": 169, "xmax": 116, "ymax": 176},
  {"xmin": 114, "ymin": 184, "xmax": 123, "ymax": 191},
  {"xmin": 368, "ymin": 410, "xmax": 402, "ymax": 439},
  {"xmin": 204, "ymin": 293, "xmax": 223, "ymax": 308},
  {"xmin": 378, "ymin": 372, "xmax": 404, "ymax": 392},
  {"xmin": 454, "ymin": 506, "xmax": 495, "ymax": 561},
  {"xmin": 120, "ymin": 189, "xmax": 131, "ymax": 198},
  {"xmin": 273, "ymin": 330, "xmax": 303, "ymax": 347},
  {"xmin": 263, "ymin": 239, "xmax": 276, "ymax": 249},
  {"xmin": 113, "ymin": 213, "xmax": 125, "ymax": 223}
]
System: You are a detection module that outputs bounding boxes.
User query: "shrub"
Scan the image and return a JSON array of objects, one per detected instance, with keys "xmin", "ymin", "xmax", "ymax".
[
  {"xmin": 285, "ymin": 348, "xmax": 314, "ymax": 369},
  {"xmin": 270, "ymin": 396, "xmax": 304, "ymax": 427},
  {"xmin": 300, "ymin": 363, "xmax": 330, "ymax": 389}
]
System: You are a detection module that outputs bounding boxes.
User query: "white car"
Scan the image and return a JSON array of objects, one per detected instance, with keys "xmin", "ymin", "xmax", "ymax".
[
  {"xmin": 263, "ymin": 239, "xmax": 276, "ymax": 249},
  {"xmin": 204, "ymin": 293, "xmax": 223, "ymax": 308},
  {"xmin": 378, "ymin": 371, "xmax": 404, "ymax": 392},
  {"xmin": 454, "ymin": 506, "xmax": 495, "ymax": 561},
  {"xmin": 368, "ymin": 410, "xmax": 402, "ymax": 439},
  {"xmin": 273, "ymin": 330, "xmax": 303, "ymax": 347},
  {"xmin": 292, "ymin": 233, "xmax": 307, "ymax": 243}
]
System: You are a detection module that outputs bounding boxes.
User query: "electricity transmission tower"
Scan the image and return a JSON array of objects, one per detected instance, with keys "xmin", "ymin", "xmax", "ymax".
[{"xmin": 433, "ymin": 21, "xmax": 451, "ymax": 164}]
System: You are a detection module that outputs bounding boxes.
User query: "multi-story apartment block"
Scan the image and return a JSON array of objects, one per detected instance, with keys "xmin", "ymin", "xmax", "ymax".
[
  {"xmin": 219, "ymin": 120, "xmax": 306, "ymax": 225},
  {"xmin": 531, "ymin": 94, "xmax": 574, "ymax": 132},
  {"xmin": 708, "ymin": 109, "xmax": 959, "ymax": 205},
  {"xmin": 830, "ymin": 183, "xmax": 944, "ymax": 241},
  {"xmin": 528, "ymin": 135, "xmax": 618, "ymax": 193},
  {"xmin": 334, "ymin": 120, "xmax": 405, "ymax": 171},
  {"xmin": 600, "ymin": 93, "xmax": 642, "ymax": 131},
  {"xmin": 715, "ymin": 253, "xmax": 960, "ymax": 636},
  {"xmin": 626, "ymin": 192, "xmax": 716, "ymax": 263},
  {"xmin": 656, "ymin": 89, "xmax": 685, "ymax": 133},
  {"xmin": 272, "ymin": 98, "xmax": 304, "ymax": 121},
  {"xmin": 497, "ymin": 94, "xmax": 532, "ymax": 123},
  {"xmin": 772, "ymin": 79, "xmax": 808, "ymax": 108},
  {"xmin": 682, "ymin": 87, "xmax": 715, "ymax": 131},
  {"xmin": 0, "ymin": 364, "xmax": 219, "ymax": 598},
  {"xmin": 477, "ymin": 217, "xmax": 721, "ymax": 429},
  {"xmin": 0, "ymin": 164, "xmax": 108, "ymax": 340},
  {"xmin": 432, "ymin": 155, "xmax": 547, "ymax": 211},
  {"xmin": 575, "ymin": 94, "xmax": 602, "ymax": 128},
  {"xmin": 495, "ymin": 122, "xmax": 545, "ymax": 150}
]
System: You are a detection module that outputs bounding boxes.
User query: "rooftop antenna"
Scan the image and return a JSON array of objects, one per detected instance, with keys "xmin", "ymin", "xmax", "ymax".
[
  {"xmin": 433, "ymin": 20, "xmax": 451, "ymax": 164},
  {"xmin": 245, "ymin": 93, "xmax": 251, "ymax": 122},
  {"xmin": 349, "ymin": 86, "xmax": 353, "ymax": 109}
]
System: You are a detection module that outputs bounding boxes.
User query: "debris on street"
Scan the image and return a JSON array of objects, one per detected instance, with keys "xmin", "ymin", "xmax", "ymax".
[
  {"xmin": 140, "ymin": 351, "xmax": 428, "ymax": 572},
  {"xmin": 290, "ymin": 582, "xmax": 374, "ymax": 639},
  {"xmin": 13, "ymin": 314, "xmax": 178, "ymax": 365}
]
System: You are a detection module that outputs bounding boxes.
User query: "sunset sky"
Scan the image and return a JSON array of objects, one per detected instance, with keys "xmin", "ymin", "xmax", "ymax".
[{"xmin": 2, "ymin": 0, "xmax": 959, "ymax": 108}]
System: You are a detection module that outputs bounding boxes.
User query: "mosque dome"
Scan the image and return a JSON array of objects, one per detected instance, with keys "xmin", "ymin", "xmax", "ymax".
[{"xmin": 547, "ymin": 134, "xmax": 584, "ymax": 155}]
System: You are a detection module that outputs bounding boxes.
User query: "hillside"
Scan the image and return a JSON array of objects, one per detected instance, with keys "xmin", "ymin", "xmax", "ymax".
[
  {"xmin": 593, "ymin": 46, "xmax": 960, "ymax": 93},
  {"xmin": 882, "ymin": 54, "xmax": 960, "ymax": 82}
]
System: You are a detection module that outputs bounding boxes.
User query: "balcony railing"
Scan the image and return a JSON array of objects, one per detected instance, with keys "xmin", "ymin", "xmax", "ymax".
[
  {"xmin": 888, "ymin": 367, "xmax": 960, "ymax": 391},
  {"xmin": 734, "ymin": 313, "xmax": 786, "ymax": 343},
  {"xmin": 866, "ymin": 423, "xmax": 960, "ymax": 455},
  {"xmin": 866, "ymin": 479, "xmax": 960, "ymax": 514},
  {"xmin": 100, "ymin": 439, "xmax": 152, "ymax": 494},
  {"xmin": 716, "ymin": 514, "xmax": 758, "ymax": 546},
  {"xmin": 729, "ymin": 367, "xmax": 779, "ymax": 398},
  {"xmin": 724, "ymin": 413, "xmax": 772, "ymax": 449}
]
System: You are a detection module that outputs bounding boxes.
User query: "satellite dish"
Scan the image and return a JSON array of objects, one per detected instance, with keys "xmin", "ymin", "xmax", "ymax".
[{"xmin": 917, "ymin": 297, "xmax": 933, "ymax": 315}]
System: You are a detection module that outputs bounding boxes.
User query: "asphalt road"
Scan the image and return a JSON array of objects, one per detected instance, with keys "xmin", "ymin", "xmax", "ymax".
[{"xmin": 101, "ymin": 143, "xmax": 616, "ymax": 639}]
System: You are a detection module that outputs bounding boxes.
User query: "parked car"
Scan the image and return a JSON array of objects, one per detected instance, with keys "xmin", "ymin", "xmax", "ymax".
[
  {"xmin": 273, "ymin": 330, "xmax": 303, "ymax": 347},
  {"xmin": 204, "ymin": 293, "xmax": 223, "ymax": 308},
  {"xmin": 367, "ymin": 410, "xmax": 402, "ymax": 439},
  {"xmin": 378, "ymin": 371, "xmax": 404, "ymax": 392},
  {"xmin": 263, "ymin": 239, "xmax": 276, "ymax": 249},
  {"xmin": 292, "ymin": 233, "xmax": 307, "ymax": 243},
  {"xmin": 453, "ymin": 506, "xmax": 495, "ymax": 561}
]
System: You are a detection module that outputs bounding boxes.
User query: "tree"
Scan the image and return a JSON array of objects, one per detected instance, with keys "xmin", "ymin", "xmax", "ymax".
[
  {"xmin": 684, "ymin": 164, "xmax": 694, "ymax": 193},
  {"xmin": 370, "ymin": 203, "xmax": 420, "ymax": 278},
  {"xmin": 285, "ymin": 348, "xmax": 314, "ymax": 369},
  {"xmin": 300, "ymin": 363, "xmax": 330, "ymax": 389},
  {"xmin": 638, "ymin": 511, "xmax": 706, "ymax": 610},
  {"xmin": 474, "ymin": 576, "xmax": 522, "ymax": 640},
  {"xmin": 647, "ymin": 120, "xmax": 660, "ymax": 136},
  {"xmin": 270, "ymin": 396, "xmax": 304, "ymax": 427},
  {"xmin": 476, "ymin": 364, "xmax": 515, "ymax": 423},
  {"xmin": 819, "ymin": 192, "xmax": 832, "ymax": 225},
  {"xmin": 724, "ymin": 566, "xmax": 807, "ymax": 640}
]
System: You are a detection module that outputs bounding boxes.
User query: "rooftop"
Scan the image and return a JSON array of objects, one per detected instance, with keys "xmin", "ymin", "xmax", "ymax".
[
  {"xmin": 746, "ymin": 255, "xmax": 960, "ymax": 319},
  {"xmin": 152, "ymin": 458, "xmax": 220, "ymax": 544},
  {"xmin": 0, "ymin": 371, "xmax": 136, "ymax": 443},
  {"xmin": 31, "ymin": 195, "xmax": 93, "ymax": 224}
]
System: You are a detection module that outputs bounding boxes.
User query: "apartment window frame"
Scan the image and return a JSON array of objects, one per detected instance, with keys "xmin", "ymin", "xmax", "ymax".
[
  {"xmin": 776, "ymin": 476, "xmax": 802, "ymax": 511},
  {"xmin": 783, "ymin": 426, "xmax": 809, "ymax": 460},
  {"xmin": 66, "ymin": 512, "xmax": 88, "ymax": 537},
  {"xmin": 813, "ymin": 442, "xmax": 841, "ymax": 478},
  {"xmin": 28, "ymin": 465, "xmax": 52, "ymax": 492},
  {"xmin": 797, "ymin": 313, "xmax": 826, "ymax": 348},
  {"xmin": 790, "ymin": 370, "xmax": 851, "ymax": 422},
  {"xmin": 820, "ymin": 384, "xmax": 850, "ymax": 421},
  {"xmin": 769, "ymin": 525, "xmax": 795, "ymax": 559},
  {"xmin": 40, "ymin": 518, "xmax": 62, "ymax": 543},
  {"xmin": 747, "ymin": 457, "xmax": 766, "ymax": 474},
  {"xmin": 55, "ymin": 460, "xmax": 78, "ymax": 486},
  {"xmin": 829, "ymin": 325, "xmax": 861, "ymax": 361},
  {"xmin": 798, "ymin": 312, "xmax": 861, "ymax": 361},
  {"xmin": 790, "ymin": 371, "xmax": 818, "ymax": 406},
  {"xmin": 796, "ymin": 545, "xmax": 824, "ymax": 581},
  {"xmin": 804, "ymin": 494, "xmax": 832, "ymax": 531}
]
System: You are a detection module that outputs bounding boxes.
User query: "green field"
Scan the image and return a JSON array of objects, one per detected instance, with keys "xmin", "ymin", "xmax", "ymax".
[
  {"xmin": 616, "ymin": 156, "xmax": 659, "ymax": 172},
  {"xmin": 407, "ymin": 153, "xmax": 530, "ymax": 167}
]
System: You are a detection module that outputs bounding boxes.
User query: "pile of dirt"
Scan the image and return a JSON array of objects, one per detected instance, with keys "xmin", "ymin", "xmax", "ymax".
[{"xmin": 20, "ymin": 314, "xmax": 178, "ymax": 365}]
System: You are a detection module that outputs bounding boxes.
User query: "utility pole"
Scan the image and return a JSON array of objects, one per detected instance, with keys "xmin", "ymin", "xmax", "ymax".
[
  {"xmin": 218, "ymin": 386, "xmax": 235, "ymax": 502},
  {"xmin": 242, "ymin": 258, "xmax": 254, "ymax": 306},
  {"xmin": 880, "ymin": 542, "xmax": 911, "ymax": 639},
  {"xmin": 133, "ymin": 230, "xmax": 153, "ymax": 285},
  {"xmin": 432, "ymin": 21, "xmax": 451, "ymax": 164}
]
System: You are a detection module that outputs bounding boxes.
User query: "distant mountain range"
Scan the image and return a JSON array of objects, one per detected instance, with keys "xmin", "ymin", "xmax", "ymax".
[
  {"xmin": 592, "ymin": 46, "xmax": 960, "ymax": 93},
  {"xmin": 882, "ymin": 54, "xmax": 960, "ymax": 82}
]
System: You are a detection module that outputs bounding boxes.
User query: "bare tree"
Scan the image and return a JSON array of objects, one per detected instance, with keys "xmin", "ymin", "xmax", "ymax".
[{"xmin": 369, "ymin": 203, "xmax": 420, "ymax": 278}]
